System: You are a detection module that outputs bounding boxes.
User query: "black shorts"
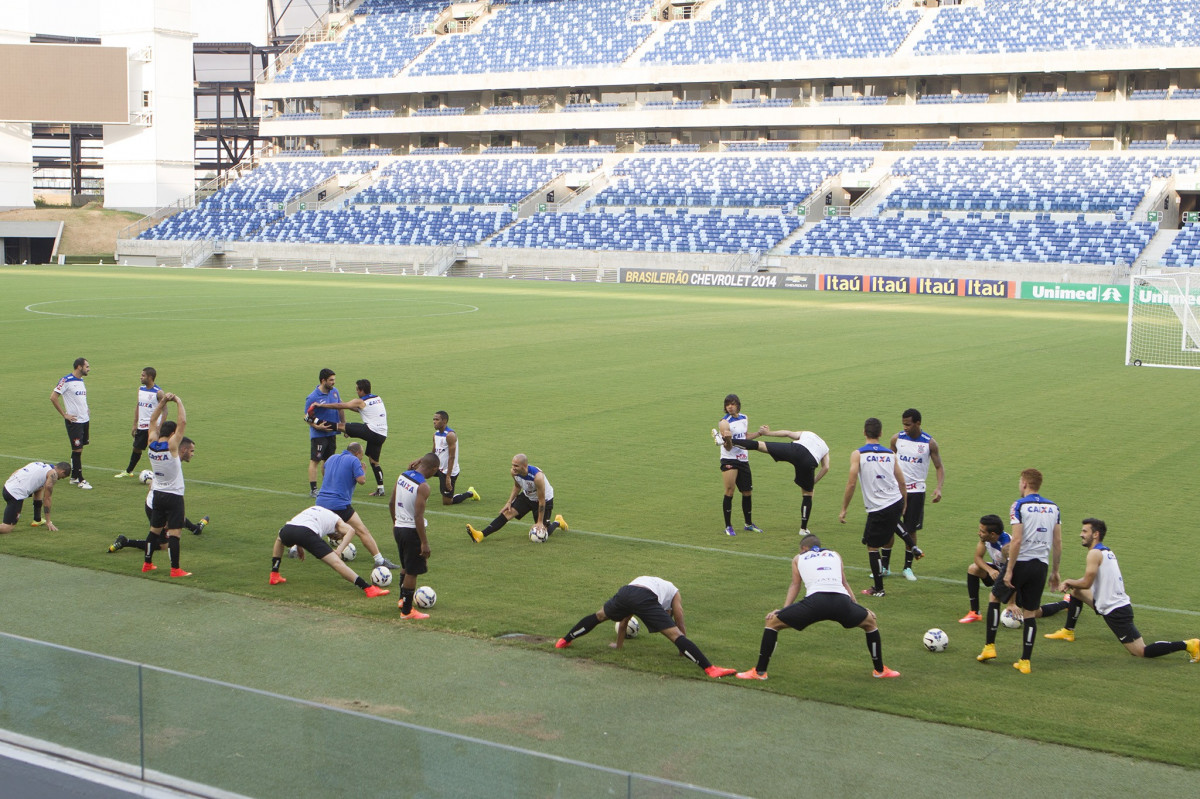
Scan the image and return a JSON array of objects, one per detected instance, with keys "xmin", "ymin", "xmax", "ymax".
[
  {"xmin": 132, "ymin": 429, "xmax": 150, "ymax": 450},
  {"xmin": 393, "ymin": 526, "xmax": 427, "ymax": 576},
  {"xmin": 310, "ymin": 435, "xmax": 337, "ymax": 462},
  {"xmin": 279, "ymin": 524, "xmax": 334, "ymax": 559},
  {"xmin": 774, "ymin": 592, "xmax": 869, "ymax": 631},
  {"xmin": 1008, "ymin": 559, "xmax": 1049, "ymax": 611},
  {"xmin": 65, "ymin": 420, "xmax": 89, "ymax": 448},
  {"xmin": 511, "ymin": 493, "xmax": 553, "ymax": 522},
  {"xmin": 901, "ymin": 491, "xmax": 925, "ymax": 534},
  {"xmin": 438, "ymin": 471, "xmax": 458, "ymax": 497},
  {"xmin": 149, "ymin": 491, "xmax": 186, "ymax": 531},
  {"xmin": 988, "ymin": 576, "xmax": 1015, "ymax": 604},
  {"xmin": 763, "ymin": 442, "xmax": 818, "ymax": 490},
  {"xmin": 343, "ymin": 423, "xmax": 386, "ymax": 462},
  {"xmin": 3, "ymin": 488, "xmax": 24, "ymax": 525},
  {"xmin": 323, "ymin": 506, "xmax": 355, "ymax": 523},
  {"xmin": 862, "ymin": 499, "xmax": 904, "ymax": 548},
  {"xmin": 1099, "ymin": 604, "xmax": 1141, "ymax": 644},
  {"xmin": 720, "ymin": 459, "xmax": 753, "ymax": 493},
  {"xmin": 603, "ymin": 585, "xmax": 675, "ymax": 633}
]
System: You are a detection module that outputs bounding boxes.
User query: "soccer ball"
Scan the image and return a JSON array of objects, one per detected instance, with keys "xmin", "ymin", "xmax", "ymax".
[
  {"xmin": 1001, "ymin": 608, "xmax": 1023, "ymax": 629},
  {"xmin": 287, "ymin": 545, "xmax": 300, "ymax": 559},
  {"xmin": 529, "ymin": 525, "xmax": 549, "ymax": 543},
  {"xmin": 615, "ymin": 616, "xmax": 641, "ymax": 638},
  {"xmin": 370, "ymin": 566, "xmax": 392, "ymax": 587},
  {"xmin": 340, "ymin": 542, "xmax": 357, "ymax": 561},
  {"xmin": 923, "ymin": 628, "xmax": 949, "ymax": 652},
  {"xmin": 139, "ymin": 469, "xmax": 154, "ymax": 484},
  {"xmin": 415, "ymin": 585, "xmax": 437, "ymax": 609}
]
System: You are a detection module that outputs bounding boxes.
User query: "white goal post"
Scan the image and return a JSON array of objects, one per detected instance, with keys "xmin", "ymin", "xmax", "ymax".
[{"xmin": 1126, "ymin": 269, "xmax": 1200, "ymax": 369}]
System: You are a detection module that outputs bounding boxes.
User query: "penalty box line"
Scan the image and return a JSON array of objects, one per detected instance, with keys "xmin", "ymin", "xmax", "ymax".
[{"xmin": 3, "ymin": 453, "xmax": 1196, "ymax": 618}]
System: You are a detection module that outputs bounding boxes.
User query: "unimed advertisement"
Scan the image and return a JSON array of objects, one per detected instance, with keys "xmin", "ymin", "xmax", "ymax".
[
  {"xmin": 619, "ymin": 269, "xmax": 816, "ymax": 290},
  {"xmin": 1019, "ymin": 282, "xmax": 1127, "ymax": 303}
]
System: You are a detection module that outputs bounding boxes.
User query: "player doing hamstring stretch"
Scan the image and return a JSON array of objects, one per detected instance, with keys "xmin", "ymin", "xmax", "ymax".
[
  {"xmin": 466, "ymin": 454, "xmax": 566, "ymax": 542},
  {"xmin": 2, "ymin": 461, "xmax": 70, "ymax": 533},
  {"xmin": 309, "ymin": 378, "xmax": 389, "ymax": 496},
  {"xmin": 738, "ymin": 424, "xmax": 831, "ymax": 535},
  {"xmin": 1035, "ymin": 518, "xmax": 1198, "ymax": 662},
  {"xmin": 555, "ymin": 575, "xmax": 737, "ymax": 679},
  {"xmin": 268, "ymin": 506, "xmax": 390, "ymax": 597}
]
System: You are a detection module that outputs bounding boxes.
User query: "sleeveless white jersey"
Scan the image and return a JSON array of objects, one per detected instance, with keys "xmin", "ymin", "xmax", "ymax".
[
  {"xmin": 629, "ymin": 575, "xmax": 678, "ymax": 610},
  {"xmin": 392, "ymin": 469, "xmax": 427, "ymax": 527},
  {"xmin": 360, "ymin": 394, "xmax": 388, "ymax": 436},
  {"xmin": 986, "ymin": 532, "xmax": 1011, "ymax": 569},
  {"xmin": 1092, "ymin": 545, "xmax": 1132, "ymax": 615},
  {"xmin": 148, "ymin": 441, "xmax": 185, "ymax": 496},
  {"xmin": 53, "ymin": 374, "xmax": 89, "ymax": 422},
  {"xmin": 136, "ymin": 385, "xmax": 161, "ymax": 430},
  {"xmin": 1009, "ymin": 494, "xmax": 1060, "ymax": 563},
  {"xmin": 894, "ymin": 431, "xmax": 932, "ymax": 493},
  {"xmin": 434, "ymin": 428, "xmax": 459, "ymax": 476},
  {"xmin": 287, "ymin": 505, "xmax": 341, "ymax": 537},
  {"xmin": 796, "ymin": 548, "xmax": 851, "ymax": 597},
  {"xmin": 856, "ymin": 444, "xmax": 902, "ymax": 512},
  {"xmin": 797, "ymin": 431, "xmax": 829, "ymax": 463},
  {"xmin": 4, "ymin": 462, "xmax": 54, "ymax": 501},
  {"xmin": 515, "ymin": 465, "xmax": 553, "ymax": 501},
  {"xmin": 720, "ymin": 414, "xmax": 749, "ymax": 462}
]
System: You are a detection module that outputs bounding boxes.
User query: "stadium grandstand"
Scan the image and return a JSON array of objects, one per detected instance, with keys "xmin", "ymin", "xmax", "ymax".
[{"xmin": 111, "ymin": 0, "xmax": 1200, "ymax": 276}]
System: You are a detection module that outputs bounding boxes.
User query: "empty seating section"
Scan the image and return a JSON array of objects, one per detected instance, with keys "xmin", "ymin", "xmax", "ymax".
[
  {"xmin": 643, "ymin": 100, "xmax": 705, "ymax": 110},
  {"xmin": 916, "ymin": 93, "xmax": 988, "ymax": 104},
  {"xmin": 594, "ymin": 156, "xmax": 871, "ymax": 207},
  {"xmin": 355, "ymin": 157, "xmax": 602, "ymax": 206},
  {"xmin": 642, "ymin": 0, "xmax": 919, "ymax": 64},
  {"xmin": 821, "ymin": 95, "xmax": 887, "ymax": 105},
  {"xmin": 915, "ymin": 0, "xmax": 1200, "ymax": 55},
  {"xmin": 250, "ymin": 207, "xmax": 516, "ymax": 246},
  {"xmin": 410, "ymin": 0, "xmax": 654, "ymax": 76},
  {"xmin": 276, "ymin": 0, "xmax": 442, "ymax": 82},
  {"xmin": 791, "ymin": 216, "xmax": 1155, "ymax": 264},
  {"xmin": 139, "ymin": 159, "xmax": 376, "ymax": 241},
  {"xmin": 484, "ymin": 104, "xmax": 542, "ymax": 114},
  {"xmin": 1020, "ymin": 91, "xmax": 1098, "ymax": 102},
  {"xmin": 726, "ymin": 142, "xmax": 791, "ymax": 151},
  {"xmin": 883, "ymin": 156, "xmax": 1200, "ymax": 215},
  {"xmin": 1162, "ymin": 225, "xmax": 1200, "ymax": 266},
  {"xmin": 491, "ymin": 208, "xmax": 801, "ymax": 253},
  {"xmin": 563, "ymin": 103, "xmax": 622, "ymax": 112},
  {"xmin": 1174, "ymin": 88, "xmax": 1200, "ymax": 99},
  {"xmin": 412, "ymin": 107, "xmax": 467, "ymax": 116},
  {"xmin": 345, "ymin": 109, "xmax": 395, "ymax": 119},
  {"xmin": 560, "ymin": 145, "xmax": 617, "ymax": 153},
  {"xmin": 639, "ymin": 144, "xmax": 701, "ymax": 152}
]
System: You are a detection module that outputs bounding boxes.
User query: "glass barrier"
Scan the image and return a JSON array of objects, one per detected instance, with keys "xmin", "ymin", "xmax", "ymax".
[{"xmin": 0, "ymin": 633, "xmax": 741, "ymax": 799}]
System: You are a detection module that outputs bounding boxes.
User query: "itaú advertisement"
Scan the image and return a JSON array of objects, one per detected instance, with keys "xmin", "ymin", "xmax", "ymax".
[{"xmin": 820, "ymin": 274, "xmax": 1016, "ymax": 298}]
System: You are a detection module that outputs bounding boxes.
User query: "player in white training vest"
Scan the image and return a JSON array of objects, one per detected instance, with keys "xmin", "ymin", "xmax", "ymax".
[
  {"xmin": 467, "ymin": 453, "xmax": 567, "ymax": 542},
  {"xmin": 1, "ymin": 461, "xmax": 70, "ymax": 533},
  {"xmin": 736, "ymin": 423, "xmax": 831, "ymax": 535},
  {"xmin": 142, "ymin": 393, "xmax": 195, "ymax": 578},
  {"xmin": 555, "ymin": 575, "xmax": 738, "ymax": 679},
  {"xmin": 978, "ymin": 468, "xmax": 1062, "ymax": 674},
  {"xmin": 390, "ymin": 453, "xmax": 440, "ymax": 619},
  {"xmin": 115, "ymin": 367, "xmax": 162, "ymax": 479},
  {"xmin": 431, "ymin": 410, "xmax": 479, "ymax": 506},
  {"xmin": 839, "ymin": 418, "xmax": 907, "ymax": 598},
  {"xmin": 736, "ymin": 534, "xmax": 900, "ymax": 681},
  {"xmin": 885, "ymin": 408, "xmax": 944, "ymax": 580},
  {"xmin": 50, "ymin": 357, "xmax": 92, "ymax": 489},
  {"xmin": 713, "ymin": 394, "xmax": 761, "ymax": 536},
  {"xmin": 960, "ymin": 514, "xmax": 1017, "ymax": 624},
  {"xmin": 268, "ymin": 505, "xmax": 391, "ymax": 597},
  {"xmin": 310, "ymin": 378, "xmax": 390, "ymax": 496},
  {"xmin": 1033, "ymin": 518, "xmax": 1199, "ymax": 662}
]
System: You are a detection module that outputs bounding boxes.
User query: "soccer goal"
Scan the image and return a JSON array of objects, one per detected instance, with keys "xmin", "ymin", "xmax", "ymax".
[{"xmin": 1126, "ymin": 270, "xmax": 1200, "ymax": 369}]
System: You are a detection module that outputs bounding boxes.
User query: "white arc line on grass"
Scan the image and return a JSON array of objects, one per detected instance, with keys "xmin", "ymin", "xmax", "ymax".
[{"xmin": 4, "ymin": 453, "xmax": 1197, "ymax": 618}]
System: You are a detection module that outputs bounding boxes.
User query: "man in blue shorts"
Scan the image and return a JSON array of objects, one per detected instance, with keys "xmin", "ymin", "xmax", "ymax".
[{"xmin": 316, "ymin": 442, "xmax": 398, "ymax": 571}]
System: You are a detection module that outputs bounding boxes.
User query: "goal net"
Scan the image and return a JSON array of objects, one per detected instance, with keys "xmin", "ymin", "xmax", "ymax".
[{"xmin": 1126, "ymin": 270, "xmax": 1200, "ymax": 369}]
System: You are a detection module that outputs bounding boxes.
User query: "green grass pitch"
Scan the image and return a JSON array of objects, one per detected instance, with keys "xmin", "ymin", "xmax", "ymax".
[{"xmin": 1, "ymin": 266, "xmax": 1198, "ymax": 778}]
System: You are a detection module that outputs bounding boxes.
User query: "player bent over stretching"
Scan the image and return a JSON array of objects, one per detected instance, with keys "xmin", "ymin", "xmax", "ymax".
[
  {"xmin": 555, "ymin": 575, "xmax": 737, "ymax": 679},
  {"xmin": 268, "ymin": 505, "xmax": 390, "ymax": 597}
]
